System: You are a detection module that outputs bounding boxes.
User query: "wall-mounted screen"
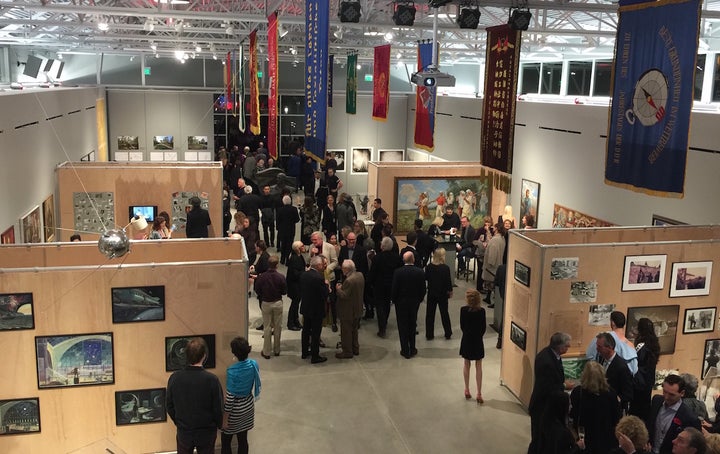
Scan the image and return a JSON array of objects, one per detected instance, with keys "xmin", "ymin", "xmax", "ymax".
[
  {"xmin": 23, "ymin": 55, "xmax": 43, "ymax": 78},
  {"xmin": 128, "ymin": 205, "xmax": 157, "ymax": 222}
]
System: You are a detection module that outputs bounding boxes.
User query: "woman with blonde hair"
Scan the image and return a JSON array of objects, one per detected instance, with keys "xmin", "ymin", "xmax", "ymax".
[
  {"xmin": 425, "ymin": 248, "xmax": 453, "ymax": 340},
  {"xmin": 612, "ymin": 415, "xmax": 650, "ymax": 454},
  {"xmin": 460, "ymin": 288, "xmax": 486, "ymax": 403},
  {"xmin": 427, "ymin": 216, "xmax": 443, "ymax": 237},
  {"xmin": 570, "ymin": 361, "xmax": 622, "ymax": 453}
]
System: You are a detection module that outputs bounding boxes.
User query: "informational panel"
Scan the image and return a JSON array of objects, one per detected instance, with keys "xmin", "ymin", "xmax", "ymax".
[{"xmin": 73, "ymin": 192, "xmax": 115, "ymax": 234}]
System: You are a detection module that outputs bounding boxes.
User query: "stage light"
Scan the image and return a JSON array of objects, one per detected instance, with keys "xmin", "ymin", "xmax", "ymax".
[
  {"xmin": 279, "ymin": 25, "xmax": 289, "ymax": 38},
  {"xmin": 339, "ymin": 1, "xmax": 362, "ymax": 23},
  {"xmin": 393, "ymin": 2, "xmax": 416, "ymax": 26},
  {"xmin": 98, "ymin": 21, "xmax": 109, "ymax": 32},
  {"xmin": 509, "ymin": 8, "xmax": 532, "ymax": 31},
  {"xmin": 333, "ymin": 27, "xmax": 344, "ymax": 39},
  {"xmin": 457, "ymin": 7, "xmax": 480, "ymax": 29}
]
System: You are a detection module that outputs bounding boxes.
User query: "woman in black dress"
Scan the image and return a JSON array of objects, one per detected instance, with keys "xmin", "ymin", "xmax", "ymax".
[
  {"xmin": 321, "ymin": 194, "xmax": 337, "ymax": 238},
  {"xmin": 629, "ymin": 317, "xmax": 660, "ymax": 422},
  {"xmin": 425, "ymin": 248, "xmax": 453, "ymax": 340},
  {"xmin": 460, "ymin": 289, "xmax": 486, "ymax": 403}
]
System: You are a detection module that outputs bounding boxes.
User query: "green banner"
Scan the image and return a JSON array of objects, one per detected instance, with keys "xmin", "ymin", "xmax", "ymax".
[{"xmin": 346, "ymin": 54, "xmax": 357, "ymax": 114}]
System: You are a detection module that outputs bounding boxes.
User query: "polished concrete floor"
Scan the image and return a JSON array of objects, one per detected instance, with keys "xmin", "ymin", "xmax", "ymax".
[{"xmin": 239, "ymin": 260, "xmax": 532, "ymax": 454}]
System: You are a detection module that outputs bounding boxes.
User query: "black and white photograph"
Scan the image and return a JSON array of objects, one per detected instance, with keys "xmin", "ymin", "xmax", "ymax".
[
  {"xmin": 670, "ymin": 261, "xmax": 713, "ymax": 297},
  {"xmin": 165, "ymin": 334, "xmax": 216, "ymax": 371},
  {"xmin": 378, "ymin": 149, "xmax": 404, "ymax": 162},
  {"xmin": 0, "ymin": 293, "xmax": 34, "ymax": 331},
  {"xmin": 588, "ymin": 304, "xmax": 615, "ymax": 326},
  {"xmin": 514, "ymin": 261, "xmax": 531, "ymax": 287},
  {"xmin": 327, "ymin": 149, "xmax": 345, "ymax": 172},
  {"xmin": 683, "ymin": 307, "xmax": 716, "ymax": 334},
  {"xmin": 570, "ymin": 281, "xmax": 598, "ymax": 303},
  {"xmin": 626, "ymin": 305, "xmax": 679, "ymax": 355},
  {"xmin": 622, "ymin": 254, "xmax": 666, "ymax": 291},
  {"xmin": 115, "ymin": 388, "xmax": 167, "ymax": 426},
  {"xmin": 550, "ymin": 257, "xmax": 579, "ymax": 280},
  {"xmin": 702, "ymin": 339, "xmax": 720, "ymax": 379},
  {"xmin": 111, "ymin": 286, "xmax": 165, "ymax": 323},
  {"xmin": 351, "ymin": 147, "xmax": 372, "ymax": 174},
  {"xmin": 0, "ymin": 398, "xmax": 40, "ymax": 435},
  {"xmin": 510, "ymin": 322, "xmax": 526, "ymax": 351},
  {"xmin": 35, "ymin": 333, "xmax": 115, "ymax": 389}
]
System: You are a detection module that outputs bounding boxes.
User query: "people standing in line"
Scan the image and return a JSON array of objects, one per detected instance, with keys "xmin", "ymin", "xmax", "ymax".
[
  {"xmin": 300, "ymin": 255, "xmax": 329, "ymax": 364},
  {"xmin": 166, "ymin": 337, "xmax": 223, "ymax": 454},
  {"xmin": 221, "ymin": 337, "xmax": 260, "ymax": 454},
  {"xmin": 425, "ymin": 248, "xmax": 453, "ymax": 340},
  {"xmin": 481, "ymin": 222, "xmax": 506, "ymax": 306},
  {"xmin": 253, "ymin": 256, "xmax": 287, "ymax": 359},
  {"xmin": 186, "ymin": 197, "xmax": 213, "ymax": 238},
  {"xmin": 648, "ymin": 374, "xmax": 702, "ymax": 454},
  {"xmin": 334, "ymin": 260, "xmax": 365, "ymax": 359},
  {"xmin": 285, "ymin": 241, "xmax": 307, "ymax": 331},
  {"xmin": 391, "ymin": 251, "xmax": 427, "ymax": 359},
  {"xmin": 259, "ymin": 185, "xmax": 278, "ymax": 248},
  {"xmin": 275, "ymin": 195, "xmax": 300, "ymax": 264},
  {"xmin": 369, "ymin": 237, "xmax": 402, "ymax": 338},
  {"xmin": 630, "ymin": 317, "xmax": 660, "ymax": 422},
  {"xmin": 594, "ymin": 332, "xmax": 634, "ymax": 413},
  {"xmin": 460, "ymin": 289, "xmax": 486, "ymax": 403}
]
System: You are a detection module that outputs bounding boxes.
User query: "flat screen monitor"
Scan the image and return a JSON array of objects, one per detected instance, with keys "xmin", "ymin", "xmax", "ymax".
[
  {"xmin": 23, "ymin": 55, "xmax": 43, "ymax": 78},
  {"xmin": 129, "ymin": 205, "xmax": 157, "ymax": 222}
]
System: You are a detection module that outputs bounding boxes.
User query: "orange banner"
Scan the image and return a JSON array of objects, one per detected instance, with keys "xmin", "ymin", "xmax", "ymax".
[
  {"xmin": 372, "ymin": 44, "xmax": 391, "ymax": 121},
  {"xmin": 267, "ymin": 13, "xmax": 279, "ymax": 159},
  {"xmin": 249, "ymin": 30, "xmax": 260, "ymax": 135}
]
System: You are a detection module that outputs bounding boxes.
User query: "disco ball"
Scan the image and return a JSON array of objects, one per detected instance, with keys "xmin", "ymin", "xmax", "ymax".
[{"xmin": 98, "ymin": 229, "xmax": 130, "ymax": 259}]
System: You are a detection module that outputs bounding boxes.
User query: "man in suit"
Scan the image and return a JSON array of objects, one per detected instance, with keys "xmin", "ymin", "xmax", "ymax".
[
  {"xmin": 391, "ymin": 251, "xmax": 427, "ymax": 359},
  {"xmin": 528, "ymin": 332, "xmax": 571, "ymax": 454},
  {"xmin": 586, "ymin": 311, "xmax": 639, "ymax": 375},
  {"xmin": 671, "ymin": 428, "xmax": 707, "ymax": 454},
  {"xmin": 414, "ymin": 219, "xmax": 435, "ymax": 267},
  {"xmin": 310, "ymin": 231, "xmax": 338, "ymax": 279},
  {"xmin": 399, "ymin": 230, "xmax": 422, "ymax": 269},
  {"xmin": 456, "ymin": 216, "xmax": 476, "ymax": 274},
  {"xmin": 595, "ymin": 332, "xmax": 634, "ymax": 412},
  {"xmin": 334, "ymin": 260, "xmax": 365, "ymax": 359},
  {"xmin": 648, "ymin": 374, "xmax": 702, "ymax": 454},
  {"xmin": 371, "ymin": 198, "xmax": 387, "ymax": 223},
  {"xmin": 275, "ymin": 195, "xmax": 300, "ymax": 264},
  {"xmin": 300, "ymin": 255, "xmax": 329, "ymax": 364}
]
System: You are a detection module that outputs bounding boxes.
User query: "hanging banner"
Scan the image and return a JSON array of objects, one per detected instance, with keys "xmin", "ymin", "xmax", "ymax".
[
  {"xmin": 413, "ymin": 42, "xmax": 436, "ymax": 151},
  {"xmin": 267, "ymin": 12, "xmax": 279, "ymax": 159},
  {"xmin": 605, "ymin": 0, "xmax": 700, "ymax": 197},
  {"xmin": 372, "ymin": 44, "xmax": 391, "ymax": 121},
  {"xmin": 328, "ymin": 55, "xmax": 334, "ymax": 108},
  {"xmin": 238, "ymin": 45, "xmax": 246, "ymax": 133},
  {"xmin": 304, "ymin": 0, "xmax": 330, "ymax": 162},
  {"xmin": 225, "ymin": 51, "xmax": 232, "ymax": 113},
  {"xmin": 249, "ymin": 30, "xmax": 261, "ymax": 136},
  {"xmin": 346, "ymin": 53, "xmax": 357, "ymax": 114},
  {"xmin": 480, "ymin": 24, "xmax": 521, "ymax": 174}
]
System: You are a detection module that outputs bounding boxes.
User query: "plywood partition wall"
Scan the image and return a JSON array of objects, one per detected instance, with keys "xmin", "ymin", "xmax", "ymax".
[
  {"xmin": 56, "ymin": 161, "xmax": 223, "ymax": 241},
  {"xmin": 501, "ymin": 226, "xmax": 720, "ymax": 409},
  {"xmin": 0, "ymin": 260, "xmax": 247, "ymax": 453}
]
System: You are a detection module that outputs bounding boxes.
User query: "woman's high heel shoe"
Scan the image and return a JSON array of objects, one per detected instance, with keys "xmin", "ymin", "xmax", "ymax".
[
  {"xmin": 476, "ymin": 395, "xmax": 484, "ymax": 404},
  {"xmin": 464, "ymin": 390, "xmax": 472, "ymax": 400}
]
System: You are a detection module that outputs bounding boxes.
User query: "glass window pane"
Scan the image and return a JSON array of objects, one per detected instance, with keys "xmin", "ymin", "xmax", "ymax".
[
  {"xmin": 567, "ymin": 61, "xmax": 592, "ymax": 96},
  {"xmin": 280, "ymin": 95, "xmax": 304, "ymax": 114},
  {"xmin": 520, "ymin": 63, "xmax": 540, "ymax": 94},
  {"xmin": 101, "ymin": 55, "xmax": 141, "ymax": 85},
  {"xmin": 144, "ymin": 55, "xmax": 204, "ymax": 87},
  {"xmin": 695, "ymin": 54, "xmax": 706, "ymax": 101},
  {"xmin": 593, "ymin": 60, "xmax": 613, "ymax": 97},
  {"xmin": 60, "ymin": 54, "xmax": 99, "ymax": 85},
  {"xmin": 206, "ymin": 59, "xmax": 224, "ymax": 88},
  {"xmin": 281, "ymin": 115, "xmax": 303, "ymax": 135},
  {"xmin": 540, "ymin": 62, "xmax": 562, "ymax": 95}
]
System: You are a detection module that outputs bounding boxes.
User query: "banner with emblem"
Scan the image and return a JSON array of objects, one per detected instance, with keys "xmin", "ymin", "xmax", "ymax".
[
  {"xmin": 413, "ymin": 41, "xmax": 436, "ymax": 151},
  {"xmin": 304, "ymin": 0, "xmax": 329, "ymax": 163},
  {"xmin": 480, "ymin": 24, "xmax": 521, "ymax": 174},
  {"xmin": 249, "ymin": 29, "xmax": 260, "ymax": 136},
  {"xmin": 346, "ymin": 53, "xmax": 357, "ymax": 114},
  {"xmin": 372, "ymin": 44, "xmax": 391, "ymax": 121},
  {"xmin": 605, "ymin": 0, "xmax": 700, "ymax": 197},
  {"xmin": 267, "ymin": 12, "xmax": 279, "ymax": 159}
]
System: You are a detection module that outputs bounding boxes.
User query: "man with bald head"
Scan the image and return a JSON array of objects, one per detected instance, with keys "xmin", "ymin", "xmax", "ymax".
[{"xmin": 391, "ymin": 251, "xmax": 427, "ymax": 358}]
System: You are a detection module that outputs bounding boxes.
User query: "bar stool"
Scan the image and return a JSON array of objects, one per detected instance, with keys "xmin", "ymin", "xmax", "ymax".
[{"xmin": 457, "ymin": 255, "xmax": 477, "ymax": 281}]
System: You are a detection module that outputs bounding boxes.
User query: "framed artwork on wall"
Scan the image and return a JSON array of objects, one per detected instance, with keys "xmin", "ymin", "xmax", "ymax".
[
  {"xmin": 111, "ymin": 286, "xmax": 165, "ymax": 323},
  {"xmin": 622, "ymin": 255, "xmax": 667, "ymax": 291},
  {"xmin": 0, "ymin": 397, "xmax": 40, "ymax": 435},
  {"xmin": 0, "ymin": 292, "xmax": 34, "ymax": 331},
  {"xmin": 570, "ymin": 281, "xmax": 598, "ymax": 303},
  {"xmin": 549, "ymin": 257, "xmax": 579, "ymax": 280},
  {"xmin": 552, "ymin": 203, "xmax": 615, "ymax": 228},
  {"xmin": 42, "ymin": 194, "xmax": 55, "ymax": 242},
  {"xmin": 165, "ymin": 334, "xmax": 216, "ymax": 371},
  {"xmin": 519, "ymin": 179, "xmax": 539, "ymax": 227},
  {"xmin": 1, "ymin": 226, "xmax": 15, "ymax": 244},
  {"xmin": 510, "ymin": 322, "xmax": 526, "ymax": 351},
  {"xmin": 683, "ymin": 307, "xmax": 716, "ymax": 334},
  {"xmin": 702, "ymin": 339, "xmax": 720, "ymax": 379},
  {"xmin": 187, "ymin": 136, "xmax": 208, "ymax": 150},
  {"xmin": 327, "ymin": 149, "xmax": 346, "ymax": 172},
  {"xmin": 378, "ymin": 149, "xmax": 404, "ymax": 162},
  {"xmin": 117, "ymin": 136, "xmax": 139, "ymax": 150},
  {"xmin": 21, "ymin": 206, "xmax": 42, "ymax": 244},
  {"xmin": 625, "ymin": 305, "xmax": 679, "ymax": 355},
  {"xmin": 669, "ymin": 261, "xmax": 712, "ymax": 297},
  {"xmin": 351, "ymin": 147, "xmax": 372, "ymax": 174},
  {"xmin": 115, "ymin": 388, "xmax": 167, "ymax": 425},
  {"xmin": 652, "ymin": 214, "xmax": 686, "ymax": 226},
  {"xmin": 513, "ymin": 261, "xmax": 530, "ymax": 287},
  {"xmin": 153, "ymin": 135, "xmax": 174, "ymax": 150},
  {"xmin": 35, "ymin": 333, "xmax": 115, "ymax": 389}
]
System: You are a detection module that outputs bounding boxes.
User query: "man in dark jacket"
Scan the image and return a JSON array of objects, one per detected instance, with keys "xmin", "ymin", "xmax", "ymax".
[
  {"xmin": 259, "ymin": 184, "xmax": 279, "ymax": 248},
  {"xmin": 238, "ymin": 185, "xmax": 262, "ymax": 227},
  {"xmin": 275, "ymin": 195, "xmax": 300, "ymax": 264},
  {"xmin": 648, "ymin": 374, "xmax": 701, "ymax": 454},
  {"xmin": 300, "ymin": 255, "xmax": 329, "ymax": 364},
  {"xmin": 391, "ymin": 251, "xmax": 427, "ymax": 359},
  {"xmin": 186, "ymin": 196, "xmax": 212, "ymax": 238}
]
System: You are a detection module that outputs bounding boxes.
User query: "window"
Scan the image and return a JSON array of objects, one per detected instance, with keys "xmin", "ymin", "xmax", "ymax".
[
  {"xmin": 540, "ymin": 62, "xmax": 562, "ymax": 95},
  {"xmin": 694, "ymin": 54, "xmax": 705, "ymax": 101},
  {"xmin": 567, "ymin": 61, "xmax": 592, "ymax": 96},
  {"xmin": 593, "ymin": 60, "xmax": 613, "ymax": 97},
  {"xmin": 520, "ymin": 63, "xmax": 540, "ymax": 94}
]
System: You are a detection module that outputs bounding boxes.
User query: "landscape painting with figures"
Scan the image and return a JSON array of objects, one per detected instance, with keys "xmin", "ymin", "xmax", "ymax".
[
  {"xmin": 35, "ymin": 333, "xmax": 115, "ymax": 389},
  {"xmin": 117, "ymin": 136, "xmax": 139, "ymax": 150},
  {"xmin": 0, "ymin": 293, "xmax": 34, "ymax": 331},
  {"xmin": 187, "ymin": 136, "xmax": 208, "ymax": 150}
]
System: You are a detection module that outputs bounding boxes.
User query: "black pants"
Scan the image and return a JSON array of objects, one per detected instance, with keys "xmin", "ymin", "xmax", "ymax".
[
  {"xmin": 221, "ymin": 431, "xmax": 248, "ymax": 454},
  {"xmin": 277, "ymin": 231, "xmax": 294, "ymax": 264},
  {"xmin": 301, "ymin": 316, "xmax": 324, "ymax": 358},
  {"xmin": 375, "ymin": 294, "xmax": 391, "ymax": 334},
  {"xmin": 288, "ymin": 294, "xmax": 301, "ymax": 327},
  {"xmin": 426, "ymin": 296, "xmax": 452, "ymax": 339},
  {"xmin": 176, "ymin": 429, "xmax": 217, "ymax": 454},
  {"xmin": 262, "ymin": 219, "xmax": 275, "ymax": 246},
  {"xmin": 395, "ymin": 301, "xmax": 417, "ymax": 355}
]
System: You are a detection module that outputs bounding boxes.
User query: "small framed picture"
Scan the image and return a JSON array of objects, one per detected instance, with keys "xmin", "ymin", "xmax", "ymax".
[
  {"xmin": 702, "ymin": 339, "xmax": 720, "ymax": 379},
  {"xmin": 351, "ymin": 147, "xmax": 372, "ymax": 174},
  {"xmin": 626, "ymin": 305, "xmax": 679, "ymax": 355},
  {"xmin": 0, "ymin": 292, "xmax": 34, "ymax": 331},
  {"xmin": 683, "ymin": 307, "xmax": 716, "ymax": 334},
  {"xmin": 1, "ymin": 226, "xmax": 15, "ymax": 244},
  {"xmin": 669, "ymin": 261, "xmax": 712, "ymax": 297},
  {"xmin": 165, "ymin": 334, "xmax": 216, "ymax": 371},
  {"xmin": 514, "ymin": 261, "xmax": 530, "ymax": 287},
  {"xmin": 0, "ymin": 397, "xmax": 40, "ymax": 435},
  {"xmin": 510, "ymin": 322, "xmax": 526, "ymax": 351},
  {"xmin": 622, "ymin": 255, "xmax": 666, "ymax": 291},
  {"xmin": 652, "ymin": 214, "xmax": 685, "ymax": 226},
  {"xmin": 115, "ymin": 388, "xmax": 167, "ymax": 425},
  {"xmin": 111, "ymin": 286, "xmax": 166, "ymax": 323}
]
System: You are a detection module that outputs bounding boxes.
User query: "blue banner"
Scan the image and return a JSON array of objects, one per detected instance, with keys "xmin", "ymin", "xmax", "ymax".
[
  {"xmin": 605, "ymin": 0, "xmax": 701, "ymax": 197},
  {"xmin": 304, "ymin": 0, "xmax": 329, "ymax": 163}
]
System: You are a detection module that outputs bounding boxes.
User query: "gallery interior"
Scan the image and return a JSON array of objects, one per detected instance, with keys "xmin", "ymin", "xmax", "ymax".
[{"xmin": 0, "ymin": 0, "xmax": 719, "ymax": 452}]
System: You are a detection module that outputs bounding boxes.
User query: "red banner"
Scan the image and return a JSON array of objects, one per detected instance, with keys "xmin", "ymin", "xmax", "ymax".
[
  {"xmin": 413, "ymin": 42, "xmax": 435, "ymax": 151},
  {"xmin": 267, "ymin": 13, "xmax": 279, "ymax": 159},
  {"xmin": 480, "ymin": 24, "xmax": 521, "ymax": 173},
  {"xmin": 372, "ymin": 44, "xmax": 391, "ymax": 121},
  {"xmin": 249, "ymin": 30, "xmax": 260, "ymax": 136},
  {"xmin": 225, "ymin": 52, "xmax": 231, "ymax": 111}
]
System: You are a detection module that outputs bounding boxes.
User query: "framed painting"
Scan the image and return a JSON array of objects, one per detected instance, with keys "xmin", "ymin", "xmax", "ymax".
[
  {"xmin": 153, "ymin": 135, "xmax": 174, "ymax": 150},
  {"xmin": 683, "ymin": 307, "xmax": 716, "ymax": 334},
  {"xmin": 1, "ymin": 226, "xmax": 15, "ymax": 244},
  {"xmin": 187, "ymin": 136, "xmax": 208, "ymax": 150},
  {"xmin": 378, "ymin": 149, "xmax": 404, "ymax": 162},
  {"xmin": 625, "ymin": 305, "xmax": 679, "ymax": 355},
  {"xmin": 652, "ymin": 214, "xmax": 686, "ymax": 226},
  {"xmin": 327, "ymin": 149, "xmax": 346, "ymax": 172},
  {"xmin": 669, "ymin": 261, "xmax": 712, "ymax": 297},
  {"xmin": 0, "ymin": 398, "xmax": 40, "ymax": 435},
  {"xmin": 351, "ymin": 147, "xmax": 372, "ymax": 174},
  {"xmin": 622, "ymin": 255, "xmax": 666, "ymax": 291},
  {"xmin": 166, "ymin": 334, "xmax": 216, "ymax": 371},
  {"xmin": 394, "ymin": 177, "xmax": 493, "ymax": 234},
  {"xmin": 519, "ymin": 179, "xmax": 539, "ymax": 227},
  {"xmin": 514, "ymin": 261, "xmax": 530, "ymax": 287},
  {"xmin": 117, "ymin": 136, "xmax": 139, "ymax": 150},
  {"xmin": 21, "ymin": 206, "xmax": 42, "ymax": 244},
  {"xmin": 111, "ymin": 286, "xmax": 166, "ymax": 323},
  {"xmin": 552, "ymin": 203, "xmax": 615, "ymax": 228},
  {"xmin": 35, "ymin": 333, "xmax": 115, "ymax": 389},
  {"xmin": 702, "ymin": 339, "xmax": 720, "ymax": 379},
  {"xmin": 510, "ymin": 322, "xmax": 526, "ymax": 351},
  {"xmin": 42, "ymin": 194, "xmax": 55, "ymax": 242},
  {"xmin": 0, "ymin": 292, "xmax": 34, "ymax": 331},
  {"xmin": 115, "ymin": 388, "xmax": 167, "ymax": 425}
]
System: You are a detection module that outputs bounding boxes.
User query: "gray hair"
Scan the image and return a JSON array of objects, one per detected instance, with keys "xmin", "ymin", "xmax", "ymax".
[
  {"xmin": 380, "ymin": 236, "xmax": 393, "ymax": 252},
  {"xmin": 244, "ymin": 185, "xmax": 253, "ymax": 194},
  {"xmin": 311, "ymin": 231, "xmax": 324, "ymax": 241},
  {"xmin": 683, "ymin": 427, "xmax": 707, "ymax": 454},
  {"xmin": 680, "ymin": 373, "xmax": 699, "ymax": 396},
  {"xmin": 596, "ymin": 332, "xmax": 615, "ymax": 349},
  {"xmin": 342, "ymin": 259, "xmax": 355, "ymax": 273},
  {"xmin": 283, "ymin": 195, "xmax": 292, "ymax": 205},
  {"xmin": 291, "ymin": 240, "xmax": 304, "ymax": 253},
  {"xmin": 309, "ymin": 255, "xmax": 324, "ymax": 268},
  {"xmin": 550, "ymin": 332, "xmax": 571, "ymax": 350}
]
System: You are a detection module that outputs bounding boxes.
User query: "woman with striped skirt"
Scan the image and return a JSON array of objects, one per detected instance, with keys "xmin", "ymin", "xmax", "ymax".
[{"xmin": 221, "ymin": 337, "xmax": 261, "ymax": 454}]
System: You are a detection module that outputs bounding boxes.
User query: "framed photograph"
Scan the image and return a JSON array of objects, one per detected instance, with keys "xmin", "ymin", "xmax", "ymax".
[
  {"xmin": 378, "ymin": 149, "xmax": 404, "ymax": 162},
  {"xmin": 35, "ymin": 333, "xmax": 115, "ymax": 389},
  {"xmin": 21, "ymin": 206, "xmax": 42, "ymax": 244},
  {"xmin": 1, "ymin": 226, "xmax": 15, "ymax": 244},
  {"xmin": 626, "ymin": 305, "xmax": 679, "ymax": 355},
  {"xmin": 187, "ymin": 136, "xmax": 208, "ymax": 150},
  {"xmin": 670, "ymin": 261, "xmax": 713, "ymax": 297},
  {"xmin": 552, "ymin": 203, "xmax": 615, "ymax": 228},
  {"xmin": 165, "ymin": 334, "xmax": 216, "ymax": 371},
  {"xmin": 115, "ymin": 388, "xmax": 167, "ymax": 425},
  {"xmin": 702, "ymin": 339, "xmax": 720, "ymax": 379},
  {"xmin": 112, "ymin": 286, "xmax": 165, "ymax": 323},
  {"xmin": 570, "ymin": 281, "xmax": 598, "ymax": 303},
  {"xmin": 117, "ymin": 136, "xmax": 139, "ymax": 150},
  {"xmin": 406, "ymin": 148, "xmax": 429, "ymax": 162},
  {"xmin": 652, "ymin": 214, "xmax": 686, "ymax": 226},
  {"xmin": 394, "ymin": 176, "xmax": 493, "ymax": 234},
  {"xmin": 622, "ymin": 255, "xmax": 667, "ymax": 291},
  {"xmin": 514, "ymin": 261, "xmax": 530, "ymax": 287},
  {"xmin": 550, "ymin": 257, "xmax": 579, "ymax": 280},
  {"xmin": 326, "ymin": 149, "xmax": 345, "ymax": 172},
  {"xmin": 42, "ymin": 194, "xmax": 55, "ymax": 242},
  {"xmin": 519, "ymin": 179, "xmax": 540, "ymax": 226},
  {"xmin": 0, "ymin": 293, "xmax": 34, "ymax": 331},
  {"xmin": 0, "ymin": 398, "xmax": 40, "ymax": 435},
  {"xmin": 510, "ymin": 322, "xmax": 526, "ymax": 351},
  {"xmin": 683, "ymin": 307, "xmax": 716, "ymax": 334},
  {"xmin": 153, "ymin": 135, "xmax": 174, "ymax": 150},
  {"xmin": 588, "ymin": 304, "xmax": 615, "ymax": 326},
  {"xmin": 351, "ymin": 147, "xmax": 372, "ymax": 174}
]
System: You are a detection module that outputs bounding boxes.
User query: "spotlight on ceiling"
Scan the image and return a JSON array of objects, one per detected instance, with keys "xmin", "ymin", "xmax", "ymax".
[
  {"xmin": 333, "ymin": 27, "xmax": 344, "ymax": 40},
  {"xmin": 393, "ymin": 2, "xmax": 416, "ymax": 27},
  {"xmin": 509, "ymin": 8, "xmax": 532, "ymax": 31},
  {"xmin": 98, "ymin": 21, "xmax": 109, "ymax": 32},
  {"xmin": 339, "ymin": 1, "xmax": 362, "ymax": 23},
  {"xmin": 457, "ymin": 6, "xmax": 480, "ymax": 29},
  {"xmin": 279, "ymin": 24, "xmax": 289, "ymax": 38}
]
